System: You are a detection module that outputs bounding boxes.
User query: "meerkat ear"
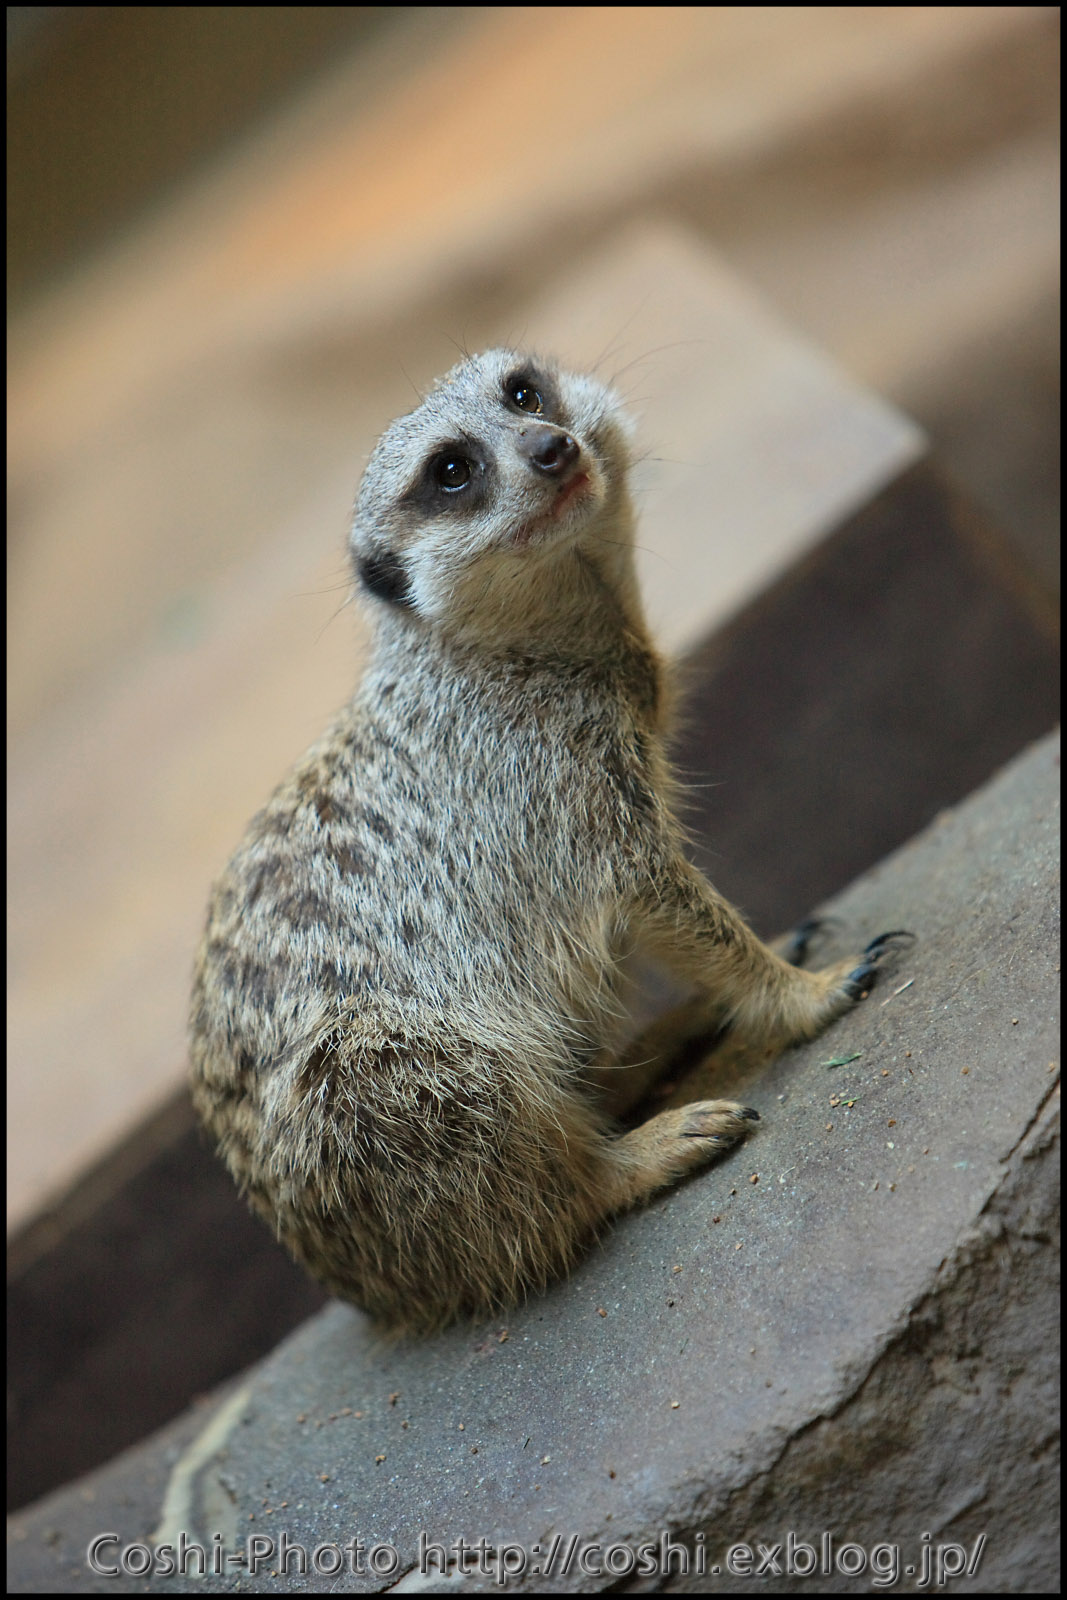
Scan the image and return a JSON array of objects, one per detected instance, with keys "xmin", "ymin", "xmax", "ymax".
[{"xmin": 357, "ymin": 548, "xmax": 414, "ymax": 609}]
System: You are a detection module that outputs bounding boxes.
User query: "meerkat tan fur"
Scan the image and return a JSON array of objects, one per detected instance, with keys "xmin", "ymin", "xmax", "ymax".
[{"xmin": 190, "ymin": 349, "xmax": 904, "ymax": 1335}]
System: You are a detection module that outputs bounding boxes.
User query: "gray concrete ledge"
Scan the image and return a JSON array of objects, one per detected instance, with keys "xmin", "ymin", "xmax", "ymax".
[{"xmin": 7, "ymin": 731, "xmax": 1060, "ymax": 1593}]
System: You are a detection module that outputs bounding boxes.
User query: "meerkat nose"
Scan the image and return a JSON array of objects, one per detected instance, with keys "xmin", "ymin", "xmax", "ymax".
[{"xmin": 517, "ymin": 424, "xmax": 580, "ymax": 477}]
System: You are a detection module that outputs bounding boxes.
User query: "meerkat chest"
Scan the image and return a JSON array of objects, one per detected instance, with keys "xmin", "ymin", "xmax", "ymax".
[
  {"xmin": 369, "ymin": 644, "xmax": 663, "ymax": 855},
  {"xmin": 204, "ymin": 642, "xmax": 668, "ymax": 1023}
]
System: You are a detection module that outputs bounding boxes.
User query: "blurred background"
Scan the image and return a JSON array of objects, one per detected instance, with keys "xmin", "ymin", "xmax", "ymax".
[{"xmin": 7, "ymin": 5, "xmax": 1059, "ymax": 1509}]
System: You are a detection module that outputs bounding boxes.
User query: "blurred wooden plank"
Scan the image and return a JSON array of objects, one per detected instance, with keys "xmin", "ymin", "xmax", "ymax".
[{"xmin": 7, "ymin": 7, "xmax": 394, "ymax": 311}]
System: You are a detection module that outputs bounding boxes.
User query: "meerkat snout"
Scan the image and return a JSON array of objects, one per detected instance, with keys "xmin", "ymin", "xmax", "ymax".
[{"xmin": 515, "ymin": 423, "xmax": 580, "ymax": 476}]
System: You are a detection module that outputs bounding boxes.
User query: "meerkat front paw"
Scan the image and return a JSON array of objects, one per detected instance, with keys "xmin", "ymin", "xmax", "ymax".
[
  {"xmin": 806, "ymin": 934, "xmax": 915, "ymax": 1030},
  {"xmin": 732, "ymin": 927, "xmax": 915, "ymax": 1051}
]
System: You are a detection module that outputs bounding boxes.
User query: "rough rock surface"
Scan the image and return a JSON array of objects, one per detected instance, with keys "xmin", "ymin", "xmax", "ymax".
[{"xmin": 7, "ymin": 732, "xmax": 1060, "ymax": 1593}]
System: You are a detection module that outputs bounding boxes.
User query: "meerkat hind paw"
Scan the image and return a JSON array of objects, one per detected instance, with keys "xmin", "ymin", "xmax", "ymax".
[{"xmin": 680, "ymin": 1102, "xmax": 760, "ymax": 1141}]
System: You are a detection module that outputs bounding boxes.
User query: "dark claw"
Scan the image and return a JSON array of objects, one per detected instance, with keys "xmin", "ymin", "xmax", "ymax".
[
  {"xmin": 708, "ymin": 1109, "xmax": 759, "ymax": 1144},
  {"xmin": 845, "ymin": 962, "xmax": 875, "ymax": 997},
  {"xmin": 782, "ymin": 915, "xmax": 841, "ymax": 967},
  {"xmin": 782, "ymin": 917, "xmax": 820, "ymax": 967},
  {"xmin": 844, "ymin": 931, "xmax": 915, "ymax": 999},
  {"xmin": 685, "ymin": 1105, "xmax": 761, "ymax": 1140},
  {"xmin": 863, "ymin": 930, "xmax": 916, "ymax": 962}
]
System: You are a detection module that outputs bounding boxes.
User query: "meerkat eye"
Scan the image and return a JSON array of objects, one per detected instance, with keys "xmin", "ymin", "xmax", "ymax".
[
  {"xmin": 432, "ymin": 454, "xmax": 472, "ymax": 492},
  {"xmin": 505, "ymin": 376, "xmax": 543, "ymax": 415}
]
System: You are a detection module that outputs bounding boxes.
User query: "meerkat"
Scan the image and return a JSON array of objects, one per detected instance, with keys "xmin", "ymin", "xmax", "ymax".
[{"xmin": 190, "ymin": 348, "xmax": 907, "ymax": 1335}]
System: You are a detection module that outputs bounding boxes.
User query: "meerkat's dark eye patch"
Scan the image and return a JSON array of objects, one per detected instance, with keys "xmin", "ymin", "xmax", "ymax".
[
  {"xmin": 401, "ymin": 438, "xmax": 488, "ymax": 517},
  {"xmin": 357, "ymin": 549, "xmax": 414, "ymax": 609}
]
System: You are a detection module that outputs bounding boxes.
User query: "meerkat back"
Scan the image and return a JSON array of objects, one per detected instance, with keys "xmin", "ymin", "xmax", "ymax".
[{"xmin": 191, "ymin": 349, "xmax": 905, "ymax": 1335}]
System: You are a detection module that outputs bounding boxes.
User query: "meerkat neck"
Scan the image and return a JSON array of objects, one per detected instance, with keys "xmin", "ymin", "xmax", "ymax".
[{"xmin": 374, "ymin": 540, "xmax": 651, "ymax": 666}]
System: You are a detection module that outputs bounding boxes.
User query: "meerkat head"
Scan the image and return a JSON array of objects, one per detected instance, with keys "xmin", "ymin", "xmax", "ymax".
[{"xmin": 350, "ymin": 349, "xmax": 635, "ymax": 630}]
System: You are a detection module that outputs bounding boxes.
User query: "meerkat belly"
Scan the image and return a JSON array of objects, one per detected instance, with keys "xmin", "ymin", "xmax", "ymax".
[{"xmin": 332, "ymin": 809, "xmax": 628, "ymax": 1052}]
